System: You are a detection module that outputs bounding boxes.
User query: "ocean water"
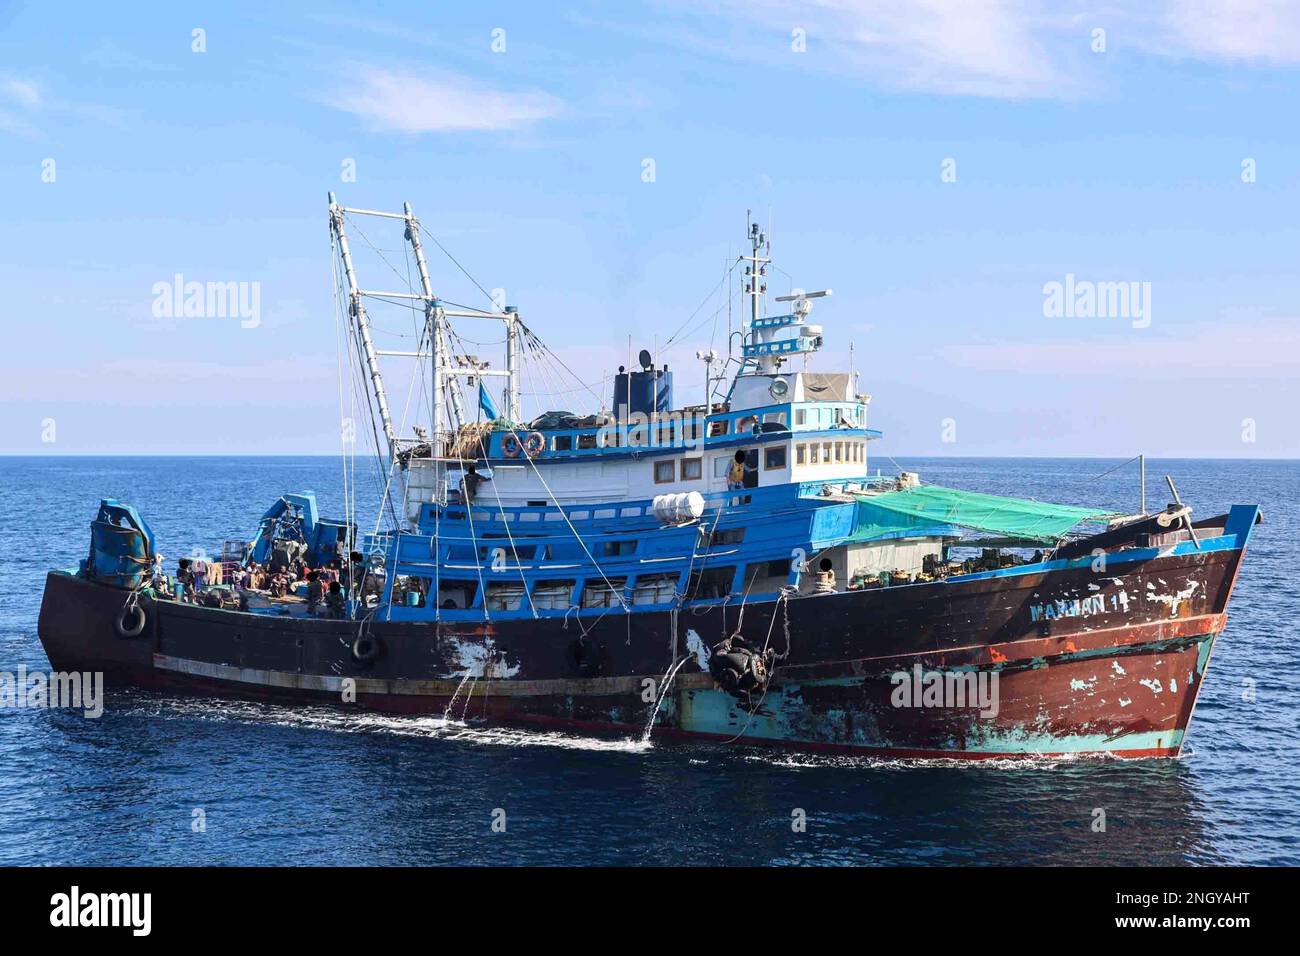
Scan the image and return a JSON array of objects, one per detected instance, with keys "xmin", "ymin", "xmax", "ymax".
[{"xmin": 0, "ymin": 455, "xmax": 1296, "ymax": 866}]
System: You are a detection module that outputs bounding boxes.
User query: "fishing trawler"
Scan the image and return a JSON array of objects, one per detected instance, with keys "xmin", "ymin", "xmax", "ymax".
[{"xmin": 37, "ymin": 197, "xmax": 1260, "ymax": 758}]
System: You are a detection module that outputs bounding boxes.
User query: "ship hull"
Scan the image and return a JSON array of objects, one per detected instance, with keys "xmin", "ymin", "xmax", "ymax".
[{"xmin": 36, "ymin": 518, "xmax": 1252, "ymax": 759}]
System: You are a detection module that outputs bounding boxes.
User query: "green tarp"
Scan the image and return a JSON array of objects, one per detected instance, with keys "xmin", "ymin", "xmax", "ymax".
[{"xmin": 852, "ymin": 485, "xmax": 1114, "ymax": 545}]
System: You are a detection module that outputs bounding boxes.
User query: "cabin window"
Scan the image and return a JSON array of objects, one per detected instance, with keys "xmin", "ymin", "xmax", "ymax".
[
  {"xmin": 686, "ymin": 566, "xmax": 736, "ymax": 601},
  {"xmin": 553, "ymin": 435, "xmax": 573, "ymax": 452},
  {"xmin": 582, "ymin": 577, "xmax": 627, "ymax": 608},
  {"xmin": 701, "ymin": 528, "xmax": 745, "ymax": 548},
  {"xmin": 485, "ymin": 582, "xmax": 526, "ymax": 611},
  {"xmin": 654, "ymin": 460, "xmax": 675, "ymax": 483},
  {"xmin": 809, "ymin": 443, "xmax": 820, "ymax": 465},
  {"xmin": 532, "ymin": 579, "xmax": 575, "ymax": 610},
  {"xmin": 708, "ymin": 419, "xmax": 729, "ymax": 437},
  {"xmin": 763, "ymin": 412, "xmax": 787, "ymax": 427},
  {"xmin": 436, "ymin": 580, "xmax": 477, "ymax": 611},
  {"xmin": 577, "ymin": 433, "xmax": 597, "ymax": 450},
  {"xmin": 632, "ymin": 573, "xmax": 678, "ymax": 605},
  {"xmin": 713, "ymin": 457, "xmax": 731, "ymax": 478},
  {"xmin": 601, "ymin": 539, "xmax": 638, "ymax": 556},
  {"xmin": 483, "ymin": 543, "xmax": 536, "ymax": 566},
  {"xmin": 796, "ymin": 444, "xmax": 806, "ymax": 465},
  {"xmin": 743, "ymin": 560, "xmax": 792, "ymax": 592},
  {"xmin": 681, "ymin": 458, "xmax": 702, "ymax": 481},
  {"xmin": 392, "ymin": 574, "xmax": 432, "ymax": 608},
  {"xmin": 822, "ymin": 442, "xmax": 832, "ymax": 463},
  {"xmin": 795, "ymin": 408, "xmax": 807, "ymax": 426},
  {"xmin": 764, "ymin": 446, "xmax": 787, "ymax": 470}
]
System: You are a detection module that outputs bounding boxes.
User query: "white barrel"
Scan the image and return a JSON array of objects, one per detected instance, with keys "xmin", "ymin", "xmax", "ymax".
[{"xmin": 652, "ymin": 491, "xmax": 705, "ymax": 525}]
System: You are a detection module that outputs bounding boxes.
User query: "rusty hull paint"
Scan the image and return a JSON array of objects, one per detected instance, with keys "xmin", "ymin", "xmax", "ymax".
[{"xmin": 36, "ymin": 540, "xmax": 1242, "ymax": 758}]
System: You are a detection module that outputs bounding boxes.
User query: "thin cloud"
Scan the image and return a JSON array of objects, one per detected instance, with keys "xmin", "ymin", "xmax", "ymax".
[
  {"xmin": 332, "ymin": 67, "xmax": 562, "ymax": 133},
  {"xmin": 654, "ymin": 0, "xmax": 1300, "ymax": 99},
  {"xmin": 1, "ymin": 75, "xmax": 40, "ymax": 108},
  {"xmin": 1156, "ymin": 0, "xmax": 1300, "ymax": 62}
]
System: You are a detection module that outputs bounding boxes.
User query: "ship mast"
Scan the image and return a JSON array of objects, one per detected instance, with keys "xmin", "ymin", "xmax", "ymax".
[
  {"xmin": 741, "ymin": 211, "xmax": 770, "ymax": 351},
  {"xmin": 328, "ymin": 193, "xmax": 398, "ymax": 460},
  {"xmin": 327, "ymin": 194, "xmax": 524, "ymax": 470}
]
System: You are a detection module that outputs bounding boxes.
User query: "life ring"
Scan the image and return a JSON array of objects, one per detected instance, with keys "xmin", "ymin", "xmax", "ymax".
[
  {"xmin": 351, "ymin": 634, "xmax": 381, "ymax": 665},
  {"xmin": 501, "ymin": 433, "xmax": 523, "ymax": 458},
  {"xmin": 115, "ymin": 603, "xmax": 146, "ymax": 639},
  {"xmin": 523, "ymin": 431, "xmax": 545, "ymax": 458}
]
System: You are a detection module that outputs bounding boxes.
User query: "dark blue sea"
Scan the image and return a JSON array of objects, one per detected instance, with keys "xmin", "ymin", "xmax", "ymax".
[{"xmin": 1, "ymin": 456, "xmax": 1296, "ymax": 866}]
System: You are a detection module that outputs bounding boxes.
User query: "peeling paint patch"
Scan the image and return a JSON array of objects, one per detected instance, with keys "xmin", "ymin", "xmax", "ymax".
[
  {"xmin": 685, "ymin": 628, "xmax": 711, "ymax": 671},
  {"xmin": 446, "ymin": 636, "xmax": 520, "ymax": 678},
  {"xmin": 1111, "ymin": 660, "xmax": 1127, "ymax": 677},
  {"xmin": 1146, "ymin": 581, "xmax": 1200, "ymax": 616},
  {"xmin": 1139, "ymin": 677, "xmax": 1163, "ymax": 694}
]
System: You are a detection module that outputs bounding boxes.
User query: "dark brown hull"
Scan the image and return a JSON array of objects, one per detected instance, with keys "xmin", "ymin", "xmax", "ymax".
[{"xmin": 37, "ymin": 520, "xmax": 1251, "ymax": 758}]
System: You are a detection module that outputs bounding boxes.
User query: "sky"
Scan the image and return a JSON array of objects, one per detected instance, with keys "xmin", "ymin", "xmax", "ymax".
[{"xmin": 1, "ymin": 0, "xmax": 1298, "ymax": 459}]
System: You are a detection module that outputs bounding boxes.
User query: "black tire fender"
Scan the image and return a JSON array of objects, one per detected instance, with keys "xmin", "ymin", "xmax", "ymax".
[
  {"xmin": 351, "ymin": 634, "xmax": 381, "ymax": 665},
  {"xmin": 115, "ymin": 604, "xmax": 147, "ymax": 639}
]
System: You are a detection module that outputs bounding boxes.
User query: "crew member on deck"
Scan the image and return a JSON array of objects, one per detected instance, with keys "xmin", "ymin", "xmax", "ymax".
[
  {"xmin": 462, "ymin": 464, "xmax": 485, "ymax": 503},
  {"xmin": 324, "ymin": 581, "xmax": 346, "ymax": 618},
  {"xmin": 727, "ymin": 450, "xmax": 745, "ymax": 490},
  {"xmin": 814, "ymin": 557, "xmax": 836, "ymax": 594},
  {"xmin": 305, "ymin": 571, "xmax": 323, "ymax": 614},
  {"xmin": 175, "ymin": 558, "xmax": 194, "ymax": 603}
]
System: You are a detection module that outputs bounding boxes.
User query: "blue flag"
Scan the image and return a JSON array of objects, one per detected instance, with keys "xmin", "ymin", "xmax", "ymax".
[{"xmin": 478, "ymin": 380, "xmax": 500, "ymax": 420}]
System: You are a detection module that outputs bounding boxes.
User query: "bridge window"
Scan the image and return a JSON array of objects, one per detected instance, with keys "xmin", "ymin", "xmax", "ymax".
[
  {"xmin": 796, "ymin": 444, "xmax": 806, "ymax": 465},
  {"xmin": 764, "ymin": 446, "xmax": 787, "ymax": 470},
  {"xmin": 654, "ymin": 460, "xmax": 675, "ymax": 483},
  {"xmin": 708, "ymin": 419, "xmax": 729, "ymax": 437},
  {"xmin": 681, "ymin": 458, "xmax": 702, "ymax": 480},
  {"xmin": 577, "ymin": 433, "xmax": 597, "ymax": 449}
]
